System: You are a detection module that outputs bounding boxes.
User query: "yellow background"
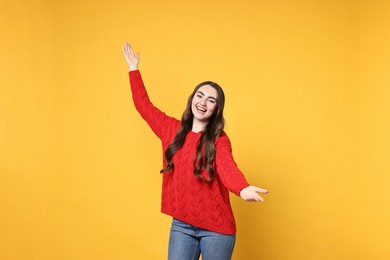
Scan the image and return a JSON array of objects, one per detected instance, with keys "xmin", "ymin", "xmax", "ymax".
[{"xmin": 1, "ymin": 0, "xmax": 389, "ymax": 259}]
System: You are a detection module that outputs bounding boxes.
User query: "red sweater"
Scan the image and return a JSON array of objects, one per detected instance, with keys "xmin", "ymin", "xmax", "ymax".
[{"xmin": 129, "ymin": 70, "xmax": 250, "ymax": 234}]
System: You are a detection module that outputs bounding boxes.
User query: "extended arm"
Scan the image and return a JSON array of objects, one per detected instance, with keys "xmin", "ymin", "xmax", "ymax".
[{"xmin": 215, "ymin": 134, "xmax": 269, "ymax": 203}]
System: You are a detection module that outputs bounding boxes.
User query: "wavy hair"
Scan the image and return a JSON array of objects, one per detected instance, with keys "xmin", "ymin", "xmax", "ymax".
[{"xmin": 160, "ymin": 81, "xmax": 225, "ymax": 182}]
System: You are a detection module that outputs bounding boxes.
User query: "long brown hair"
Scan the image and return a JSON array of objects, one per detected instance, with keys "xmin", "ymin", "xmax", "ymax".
[{"xmin": 160, "ymin": 81, "xmax": 225, "ymax": 182}]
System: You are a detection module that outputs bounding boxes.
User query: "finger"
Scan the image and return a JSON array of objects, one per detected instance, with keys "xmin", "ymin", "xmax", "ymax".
[
  {"xmin": 254, "ymin": 187, "xmax": 269, "ymax": 194},
  {"xmin": 124, "ymin": 42, "xmax": 132, "ymax": 53},
  {"xmin": 253, "ymin": 193, "xmax": 264, "ymax": 202},
  {"xmin": 258, "ymin": 188, "xmax": 269, "ymax": 194},
  {"xmin": 128, "ymin": 44, "xmax": 134, "ymax": 54},
  {"xmin": 258, "ymin": 195, "xmax": 265, "ymax": 202},
  {"xmin": 253, "ymin": 197, "xmax": 262, "ymax": 202},
  {"xmin": 123, "ymin": 44, "xmax": 129, "ymax": 54}
]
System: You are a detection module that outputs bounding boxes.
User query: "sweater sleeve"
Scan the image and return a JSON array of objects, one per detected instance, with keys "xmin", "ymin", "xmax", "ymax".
[
  {"xmin": 215, "ymin": 133, "xmax": 250, "ymax": 196},
  {"xmin": 129, "ymin": 70, "xmax": 175, "ymax": 139}
]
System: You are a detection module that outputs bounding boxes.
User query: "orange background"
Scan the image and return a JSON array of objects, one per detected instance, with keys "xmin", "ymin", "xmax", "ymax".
[{"xmin": 1, "ymin": 0, "xmax": 389, "ymax": 259}]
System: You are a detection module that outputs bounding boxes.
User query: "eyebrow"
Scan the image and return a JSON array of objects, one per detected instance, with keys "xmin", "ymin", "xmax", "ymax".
[{"xmin": 196, "ymin": 90, "xmax": 217, "ymax": 101}]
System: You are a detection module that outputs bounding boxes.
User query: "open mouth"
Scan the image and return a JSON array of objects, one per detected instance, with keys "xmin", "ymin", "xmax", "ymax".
[{"xmin": 196, "ymin": 106, "xmax": 207, "ymax": 113}]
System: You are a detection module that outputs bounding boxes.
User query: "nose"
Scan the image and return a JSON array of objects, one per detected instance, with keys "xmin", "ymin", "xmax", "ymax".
[{"xmin": 200, "ymin": 98, "xmax": 206, "ymax": 106}]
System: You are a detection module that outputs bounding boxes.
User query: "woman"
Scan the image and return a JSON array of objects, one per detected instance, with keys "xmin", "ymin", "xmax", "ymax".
[{"xmin": 122, "ymin": 42, "xmax": 268, "ymax": 260}]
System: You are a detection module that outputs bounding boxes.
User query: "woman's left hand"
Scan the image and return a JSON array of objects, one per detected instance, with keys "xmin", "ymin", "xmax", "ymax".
[{"xmin": 240, "ymin": 186, "xmax": 269, "ymax": 202}]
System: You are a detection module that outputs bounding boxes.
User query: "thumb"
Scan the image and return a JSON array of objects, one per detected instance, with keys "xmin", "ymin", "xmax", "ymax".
[{"xmin": 253, "ymin": 186, "xmax": 269, "ymax": 194}]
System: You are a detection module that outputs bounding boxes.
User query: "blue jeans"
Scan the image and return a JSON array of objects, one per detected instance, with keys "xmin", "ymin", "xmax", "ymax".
[{"xmin": 168, "ymin": 218, "xmax": 236, "ymax": 260}]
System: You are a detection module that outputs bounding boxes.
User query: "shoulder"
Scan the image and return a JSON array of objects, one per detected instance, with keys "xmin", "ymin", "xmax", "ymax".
[
  {"xmin": 215, "ymin": 131, "xmax": 232, "ymax": 147},
  {"xmin": 168, "ymin": 118, "xmax": 182, "ymax": 136},
  {"xmin": 166, "ymin": 118, "xmax": 181, "ymax": 133}
]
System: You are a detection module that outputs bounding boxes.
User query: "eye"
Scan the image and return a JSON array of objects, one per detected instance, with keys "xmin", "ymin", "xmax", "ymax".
[
  {"xmin": 196, "ymin": 94, "xmax": 202, "ymax": 98},
  {"xmin": 208, "ymin": 99, "xmax": 216, "ymax": 104}
]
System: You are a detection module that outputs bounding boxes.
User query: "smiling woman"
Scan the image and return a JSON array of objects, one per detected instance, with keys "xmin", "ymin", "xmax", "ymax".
[
  {"xmin": 191, "ymin": 84, "xmax": 219, "ymax": 128},
  {"xmin": 122, "ymin": 42, "xmax": 268, "ymax": 260}
]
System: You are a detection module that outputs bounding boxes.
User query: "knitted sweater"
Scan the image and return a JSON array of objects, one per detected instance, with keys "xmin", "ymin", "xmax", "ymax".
[{"xmin": 129, "ymin": 70, "xmax": 250, "ymax": 234}]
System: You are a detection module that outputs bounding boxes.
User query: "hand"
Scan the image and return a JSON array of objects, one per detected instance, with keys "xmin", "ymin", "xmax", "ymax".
[
  {"xmin": 240, "ymin": 186, "xmax": 269, "ymax": 202},
  {"xmin": 122, "ymin": 42, "xmax": 140, "ymax": 71}
]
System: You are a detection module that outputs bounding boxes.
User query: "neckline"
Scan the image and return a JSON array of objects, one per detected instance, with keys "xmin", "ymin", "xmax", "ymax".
[{"xmin": 190, "ymin": 130, "xmax": 203, "ymax": 134}]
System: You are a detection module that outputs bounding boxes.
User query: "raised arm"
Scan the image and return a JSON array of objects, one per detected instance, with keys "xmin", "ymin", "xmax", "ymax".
[{"xmin": 122, "ymin": 42, "xmax": 177, "ymax": 139}]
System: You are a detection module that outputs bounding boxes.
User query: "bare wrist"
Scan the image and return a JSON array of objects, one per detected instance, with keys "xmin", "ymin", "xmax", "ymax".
[{"xmin": 129, "ymin": 65, "xmax": 138, "ymax": 71}]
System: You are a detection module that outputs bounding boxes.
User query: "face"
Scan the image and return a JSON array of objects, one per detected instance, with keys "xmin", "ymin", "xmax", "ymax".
[{"xmin": 191, "ymin": 84, "xmax": 218, "ymax": 123}]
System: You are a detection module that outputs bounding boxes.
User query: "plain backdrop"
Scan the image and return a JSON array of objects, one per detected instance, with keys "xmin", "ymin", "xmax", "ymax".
[{"xmin": 1, "ymin": 0, "xmax": 389, "ymax": 259}]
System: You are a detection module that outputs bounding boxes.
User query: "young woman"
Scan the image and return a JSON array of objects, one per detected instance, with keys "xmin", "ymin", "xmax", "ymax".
[{"xmin": 122, "ymin": 42, "xmax": 268, "ymax": 260}]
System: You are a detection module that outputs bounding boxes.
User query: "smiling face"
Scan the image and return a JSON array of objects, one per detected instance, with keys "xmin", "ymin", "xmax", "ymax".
[{"xmin": 191, "ymin": 84, "xmax": 218, "ymax": 124}]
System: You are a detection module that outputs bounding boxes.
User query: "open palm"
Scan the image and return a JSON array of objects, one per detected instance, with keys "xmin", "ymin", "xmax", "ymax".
[{"xmin": 122, "ymin": 42, "xmax": 140, "ymax": 71}]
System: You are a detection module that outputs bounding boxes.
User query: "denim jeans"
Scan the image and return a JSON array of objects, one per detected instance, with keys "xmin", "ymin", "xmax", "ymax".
[{"xmin": 168, "ymin": 218, "xmax": 236, "ymax": 260}]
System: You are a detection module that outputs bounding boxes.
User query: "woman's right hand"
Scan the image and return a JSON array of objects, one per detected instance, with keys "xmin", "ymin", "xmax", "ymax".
[{"xmin": 122, "ymin": 42, "xmax": 140, "ymax": 71}]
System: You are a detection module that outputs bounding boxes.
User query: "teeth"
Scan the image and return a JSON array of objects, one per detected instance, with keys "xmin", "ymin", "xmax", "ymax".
[{"xmin": 197, "ymin": 107, "xmax": 206, "ymax": 112}]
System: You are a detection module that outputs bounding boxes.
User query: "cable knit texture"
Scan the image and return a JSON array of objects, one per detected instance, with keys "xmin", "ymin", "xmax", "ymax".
[{"xmin": 129, "ymin": 70, "xmax": 250, "ymax": 234}]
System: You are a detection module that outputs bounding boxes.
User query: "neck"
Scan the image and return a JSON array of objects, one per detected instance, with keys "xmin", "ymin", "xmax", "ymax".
[{"xmin": 192, "ymin": 119, "xmax": 208, "ymax": 133}]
